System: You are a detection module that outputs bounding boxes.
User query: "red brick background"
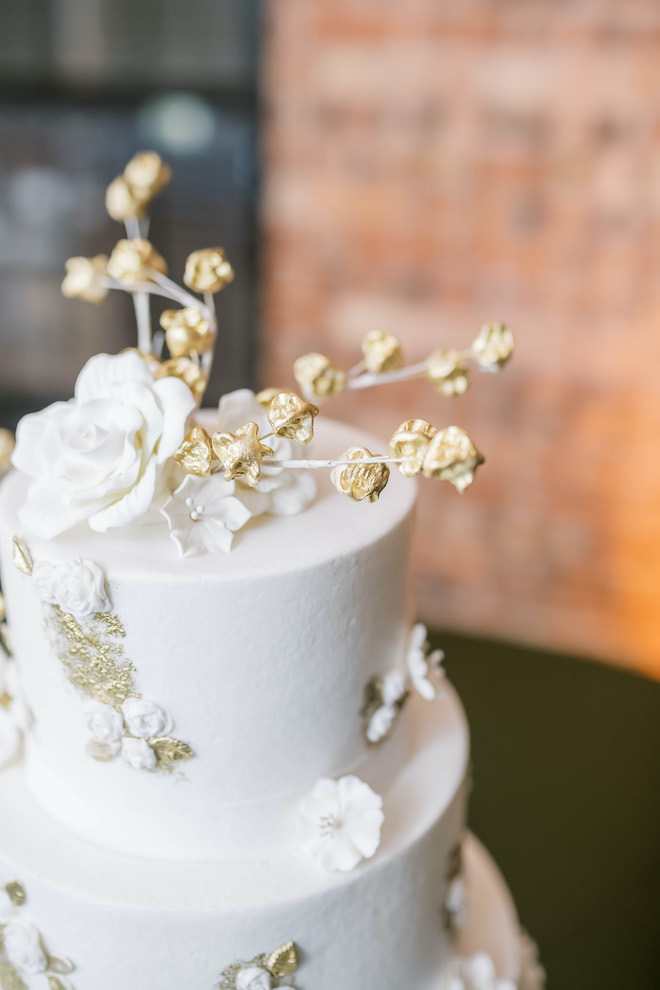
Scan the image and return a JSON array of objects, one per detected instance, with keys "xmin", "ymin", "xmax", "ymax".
[{"xmin": 261, "ymin": 0, "xmax": 660, "ymax": 676}]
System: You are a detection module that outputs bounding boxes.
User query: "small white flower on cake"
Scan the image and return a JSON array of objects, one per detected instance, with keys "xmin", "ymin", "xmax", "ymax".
[
  {"xmin": 443, "ymin": 952, "xmax": 516, "ymax": 990},
  {"xmin": 299, "ymin": 774, "xmax": 384, "ymax": 872},
  {"xmin": 381, "ymin": 668, "xmax": 408, "ymax": 706},
  {"xmin": 3, "ymin": 915, "xmax": 48, "ymax": 974},
  {"xmin": 32, "ymin": 557, "xmax": 110, "ymax": 619},
  {"xmin": 121, "ymin": 697, "xmax": 171, "ymax": 738},
  {"xmin": 85, "ymin": 701, "xmax": 124, "ymax": 744},
  {"xmin": 161, "ymin": 474, "xmax": 254, "ymax": 556},
  {"xmin": 121, "ymin": 735, "xmax": 157, "ymax": 771},
  {"xmin": 366, "ymin": 703, "xmax": 398, "ymax": 744},
  {"xmin": 12, "ymin": 351, "xmax": 196, "ymax": 538},
  {"xmin": 236, "ymin": 967, "xmax": 273, "ymax": 990},
  {"xmin": 407, "ymin": 622, "xmax": 445, "ymax": 700}
]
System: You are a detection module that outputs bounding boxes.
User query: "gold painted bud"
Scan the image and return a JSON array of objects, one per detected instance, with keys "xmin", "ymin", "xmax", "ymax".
[
  {"xmin": 256, "ymin": 386, "xmax": 287, "ymax": 409},
  {"xmin": 293, "ymin": 352, "xmax": 346, "ymax": 402},
  {"xmin": 154, "ymin": 357, "xmax": 206, "ymax": 400},
  {"xmin": 331, "ymin": 447, "xmax": 390, "ymax": 502},
  {"xmin": 0, "ymin": 428, "xmax": 16, "ymax": 471},
  {"xmin": 422, "ymin": 426, "xmax": 484, "ymax": 492},
  {"xmin": 183, "ymin": 248, "xmax": 234, "ymax": 294},
  {"xmin": 388, "ymin": 418, "xmax": 438, "ymax": 477},
  {"xmin": 471, "ymin": 322, "xmax": 514, "ymax": 372},
  {"xmin": 173, "ymin": 426, "xmax": 215, "ymax": 476},
  {"xmin": 123, "ymin": 151, "xmax": 171, "ymax": 198},
  {"xmin": 427, "ymin": 349, "xmax": 469, "ymax": 396},
  {"xmin": 267, "ymin": 391, "xmax": 319, "ymax": 444},
  {"xmin": 361, "ymin": 330, "xmax": 404, "ymax": 374},
  {"xmin": 211, "ymin": 422, "xmax": 273, "ymax": 487},
  {"xmin": 105, "ymin": 176, "xmax": 149, "ymax": 222},
  {"xmin": 61, "ymin": 255, "xmax": 108, "ymax": 303},
  {"xmin": 107, "ymin": 239, "xmax": 167, "ymax": 284},
  {"xmin": 160, "ymin": 307, "xmax": 214, "ymax": 358}
]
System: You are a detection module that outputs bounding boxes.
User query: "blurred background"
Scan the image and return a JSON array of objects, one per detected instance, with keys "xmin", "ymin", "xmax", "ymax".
[{"xmin": 1, "ymin": 3, "xmax": 659, "ymax": 986}]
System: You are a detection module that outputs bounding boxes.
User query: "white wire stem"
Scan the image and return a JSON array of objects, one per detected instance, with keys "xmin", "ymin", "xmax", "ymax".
[
  {"xmin": 133, "ymin": 291, "xmax": 151, "ymax": 354},
  {"xmin": 100, "ymin": 277, "xmax": 183, "ymax": 304},
  {"xmin": 264, "ymin": 456, "xmax": 407, "ymax": 469},
  {"xmin": 124, "ymin": 216, "xmax": 141, "ymax": 240},
  {"xmin": 346, "ymin": 360, "xmax": 430, "ymax": 390},
  {"xmin": 150, "ymin": 271, "xmax": 207, "ymax": 313},
  {"xmin": 201, "ymin": 291, "xmax": 217, "ymax": 382}
]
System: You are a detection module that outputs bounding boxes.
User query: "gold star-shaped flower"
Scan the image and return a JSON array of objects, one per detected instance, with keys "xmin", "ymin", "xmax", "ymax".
[{"xmin": 211, "ymin": 422, "xmax": 273, "ymax": 487}]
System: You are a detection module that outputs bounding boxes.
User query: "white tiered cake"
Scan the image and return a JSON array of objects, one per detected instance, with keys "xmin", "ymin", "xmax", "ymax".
[{"xmin": 0, "ymin": 154, "xmax": 543, "ymax": 990}]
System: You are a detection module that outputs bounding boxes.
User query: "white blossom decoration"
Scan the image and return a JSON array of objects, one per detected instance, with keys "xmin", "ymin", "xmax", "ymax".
[
  {"xmin": 32, "ymin": 557, "xmax": 110, "ymax": 620},
  {"xmin": 407, "ymin": 622, "xmax": 445, "ymax": 701},
  {"xmin": 299, "ymin": 774, "xmax": 384, "ymax": 872},
  {"xmin": 161, "ymin": 473, "xmax": 254, "ymax": 556},
  {"xmin": 442, "ymin": 952, "xmax": 516, "ymax": 990},
  {"xmin": 12, "ymin": 351, "xmax": 196, "ymax": 538},
  {"xmin": 0, "ymin": 879, "xmax": 77, "ymax": 988}
]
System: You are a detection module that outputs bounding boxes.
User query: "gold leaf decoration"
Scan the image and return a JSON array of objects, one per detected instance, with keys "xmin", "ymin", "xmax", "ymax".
[
  {"xmin": 422, "ymin": 426, "xmax": 484, "ymax": 492},
  {"xmin": 361, "ymin": 330, "xmax": 403, "ymax": 374},
  {"xmin": 267, "ymin": 941, "xmax": 299, "ymax": 978},
  {"xmin": 0, "ymin": 957, "xmax": 28, "ymax": 990},
  {"xmin": 388, "ymin": 419, "xmax": 437, "ymax": 478},
  {"xmin": 293, "ymin": 352, "xmax": 346, "ymax": 402},
  {"xmin": 5, "ymin": 881, "xmax": 26, "ymax": 907},
  {"xmin": 48, "ymin": 607, "xmax": 136, "ymax": 707},
  {"xmin": 106, "ymin": 238, "xmax": 167, "ymax": 284},
  {"xmin": 266, "ymin": 391, "xmax": 319, "ymax": 444},
  {"xmin": 183, "ymin": 248, "xmax": 234, "ymax": 294},
  {"xmin": 331, "ymin": 447, "xmax": 390, "ymax": 502},
  {"xmin": 48, "ymin": 957, "xmax": 75, "ymax": 975},
  {"xmin": 151, "ymin": 736, "xmax": 195, "ymax": 770},
  {"xmin": 160, "ymin": 307, "xmax": 214, "ymax": 359},
  {"xmin": 173, "ymin": 426, "xmax": 215, "ymax": 477},
  {"xmin": 48, "ymin": 977, "xmax": 69, "ymax": 990},
  {"xmin": 12, "ymin": 537, "xmax": 33, "ymax": 576},
  {"xmin": 211, "ymin": 422, "xmax": 273, "ymax": 487}
]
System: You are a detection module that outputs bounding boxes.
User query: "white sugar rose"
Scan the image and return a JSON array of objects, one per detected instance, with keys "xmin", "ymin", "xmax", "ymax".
[
  {"xmin": 366, "ymin": 704, "xmax": 397, "ymax": 744},
  {"xmin": 236, "ymin": 967, "xmax": 272, "ymax": 990},
  {"xmin": 33, "ymin": 557, "xmax": 110, "ymax": 619},
  {"xmin": 121, "ymin": 735, "xmax": 157, "ymax": 770},
  {"xmin": 12, "ymin": 351, "xmax": 196, "ymax": 538},
  {"xmin": 381, "ymin": 668, "xmax": 408, "ymax": 707},
  {"xmin": 85, "ymin": 701, "xmax": 124, "ymax": 743},
  {"xmin": 3, "ymin": 916, "xmax": 48, "ymax": 974},
  {"xmin": 121, "ymin": 698, "xmax": 171, "ymax": 738}
]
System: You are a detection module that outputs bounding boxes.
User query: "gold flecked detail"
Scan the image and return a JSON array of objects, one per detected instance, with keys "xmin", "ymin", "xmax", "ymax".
[
  {"xmin": 12, "ymin": 538, "xmax": 33, "ymax": 576},
  {"xmin": 0, "ymin": 955, "xmax": 28, "ymax": 990},
  {"xmin": 49, "ymin": 607, "xmax": 136, "ymax": 707},
  {"xmin": 5, "ymin": 882, "xmax": 26, "ymax": 907}
]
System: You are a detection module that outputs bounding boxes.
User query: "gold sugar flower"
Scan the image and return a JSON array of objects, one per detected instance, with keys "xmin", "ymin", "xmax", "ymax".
[
  {"xmin": 105, "ymin": 176, "xmax": 149, "ymax": 222},
  {"xmin": 422, "ymin": 426, "xmax": 484, "ymax": 492},
  {"xmin": 173, "ymin": 426, "xmax": 215, "ymax": 476},
  {"xmin": 331, "ymin": 447, "xmax": 390, "ymax": 502},
  {"xmin": 427, "ymin": 349, "xmax": 469, "ymax": 396},
  {"xmin": 361, "ymin": 330, "xmax": 404, "ymax": 374},
  {"xmin": 267, "ymin": 391, "xmax": 319, "ymax": 444},
  {"xmin": 388, "ymin": 419, "xmax": 438, "ymax": 477},
  {"xmin": 255, "ymin": 386, "xmax": 287, "ymax": 409},
  {"xmin": 293, "ymin": 352, "xmax": 346, "ymax": 402},
  {"xmin": 183, "ymin": 248, "xmax": 234, "ymax": 294},
  {"xmin": 107, "ymin": 239, "xmax": 167, "ymax": 284},
  {"xmin": 0, "ymin": 427, "xmax": 16, "ymax": 470},
  {"xmin": 211, "ymin": 422, "xmax": 273, "ymax": 487},
  {"xmin": 123, "ymin": 151, "xmax": 171, "ymax": 198},
  {"xmin": 160, "ymin": 307, "xmax": 214, "ymax": 358},
  {"xmin": 471, "ymin": 322, "xmax": 514, "ymax": 372},
  {"xmin": 61, "ymin": 255, "xmax": 109, "ymax": 303},
  {"xmin": 154, "ymin": 356, "xmax": 206, "ymax": 400}
]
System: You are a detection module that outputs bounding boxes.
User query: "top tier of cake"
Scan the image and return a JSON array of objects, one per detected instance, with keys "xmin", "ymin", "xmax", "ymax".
[{"xmin": 0, "ymin": 417, "xmax": 417, "ymax": 859}]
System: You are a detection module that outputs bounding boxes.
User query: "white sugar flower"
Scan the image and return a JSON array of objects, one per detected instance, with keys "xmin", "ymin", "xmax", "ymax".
[
  {"xmin": 3, "ymin": 916, "xmax": 48, "ymax": 974},
  {"xmin": 299, "ymin": 774, "xmax": 384, "ymax": 872},
  {"xmin": 121, "ymin": 735, "xmax": 157, "ymax": 770},
  {"xmin": 0, "ymin": 706, "xmax": 21, "ymax": 769},
  {"xmin": 121, "ymin": 698, "xmax": 171, "ymax": 738},
  {"xmin": 215, "ymin": 389, "xmax": 316, "ymax": 517},
  {"xmin": 85, "ymin": 701, "xmax": 124, "ymax": 743},
  {"xmin": 381, "ymin": 668, "xmax": 408, "ymax": 706},
  {"xmin": 366, "ymin": 704, "xmax": 397, "ymax": 744},
  {"xmin": 12, "ymin": 351, "xmax": 196, "ymax": 538},
  {"xmin": 443, "ymin": 952, "xmax": 516, "ymax": 990},
  {"xmin": 161, "ymin": 473, "xmax": 254, "ymax": 556},
  {"xmin": 407, "ymin": 623, "xmax": 445, "ymax": 700},
  {"xmin": 32, "ymin": 557, "xmax": 110, "ymax": 619},
  {"xmin": 236, "ymin": 967, "xmax": 272, "ymax": 990}
]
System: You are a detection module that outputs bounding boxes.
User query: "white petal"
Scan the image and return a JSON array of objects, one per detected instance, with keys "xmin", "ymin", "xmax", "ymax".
[
  {"xmin": 217, "ymin": 388, "xmax": 266, "ymax": 433},
  {"xmin": 88, "ymin": 459, "xmax": 157, "ymax": 532},
  {"xmin": 267, "ymin": 470, "xmax": 317, "ymax": 516},
  {"xmin": 75, "ymin": 351, "xmax": 152, "ymax": 402},
  {"xmin": 18, "ymin": 483, "xmax": 97, "ymax": 538},
  {"xmin": 152, "ymin": 376, "xmax": 196, "ymax": 461}
]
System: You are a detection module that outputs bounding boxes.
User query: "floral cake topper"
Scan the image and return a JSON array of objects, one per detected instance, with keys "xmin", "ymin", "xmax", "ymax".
[{"xmin": 8, "ymin": 152, "xmax": 514, "ymax": 554}]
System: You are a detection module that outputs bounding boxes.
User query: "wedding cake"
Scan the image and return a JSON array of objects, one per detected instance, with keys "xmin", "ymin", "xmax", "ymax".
[{"xmin": 0, "ymin": 154, "xmax": 544, "ymax": 990}]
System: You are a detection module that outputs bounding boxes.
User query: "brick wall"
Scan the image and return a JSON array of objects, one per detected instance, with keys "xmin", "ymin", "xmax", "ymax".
[{"xmin": 261, "ymin": 0, "xmax": 660, "ymax": 675}]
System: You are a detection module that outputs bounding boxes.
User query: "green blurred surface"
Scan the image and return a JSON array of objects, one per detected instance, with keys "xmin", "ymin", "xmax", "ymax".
[{"xmin": 431, "ymin": 631, "xmax": 660, "ymax": 989}]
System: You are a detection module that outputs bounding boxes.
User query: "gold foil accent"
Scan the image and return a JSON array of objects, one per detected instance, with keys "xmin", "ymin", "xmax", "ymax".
[
  {"xmin": 106, "ymin": 239, "xmax": 167, "ymax": 284},
  {"xmin": 12, "ymin": 537, "xmax": 33, "ymax": 576},
  {"xmin": 123, "ymin": 151, "xmax": 171, "ymax": 199},
  {"xmin": 361, "ymin": 330, "xmax": 403, "ymax": 373},
  {"xmin": 160, "ymin": 307, "xmax": 214, "ymax": 358},
  {"xmin": 61, "ymin": 255, "xmax": 109, "ymax": 304},
  {"xmin": 47, "ymin": 978, "xmax": 68, "ymax": 990},
  {"xmin": 151, "ymin": 736, "xmax": 195, "ymax": 770},
  {"xmin": 293, "ymin": 352, "xmax": 346, "ymax": 401},
  {"xmin": 331, "ymin": 447, "xmax": 390, "ymax": 502},
  {"xmin": 173, "ymin": 426, "xmax": 215, "ymax": 476},
  {"xmin": 105, "ymin": 176, "xmax": 149, "ymax": 222},
  {"xmin": 471, "ymin": 321, "xmax": 514, "ymax": 371},
  {"xmin": 49, "ymin": 607, "xmax": 136, "ymax": 707},
  {"xmin": 183, "ymin": 248, "xmax": 234, "ymax": 294},
  {"xmin": 211, "ymin": 422, "xmax": 273, "ymax": 487},
  {"xmin": 255, "ymin": 387, "xmax": 287, "ymax": 409},
  {"xmin": 266, "ymin": 391, "xmax": 319, "ymax": 444},
  {"xmin": 5, "ymin": 882, "xmax": 26, "ymax": 907},
  {"xmin": 267, "ymin": 941, "xmax": 299, "ymax": 978},
  {"xmin": 422, "ymin": 426, "xmax": 484, "ymax": 492},
  {"xmin": 154, "ymin": 357, "xmax": 206, "ymax": 400},
  {"xmin": 427, "ymin": 349, "xmax": 469, "ymax": 396},
  {"xmin": 388, "ymin": 419, "xmax": 438, "ymax": 477},
  {"xmin": 0, "ymin": 693, "xmax": 11, "ymax": 711},
  {"xmin": 0, "ymin": 957, "xmax": 28, "ymax": 990},
  {"xmin": 0, "ymin": 429, "xmax": 16, "ymax": 471}
]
